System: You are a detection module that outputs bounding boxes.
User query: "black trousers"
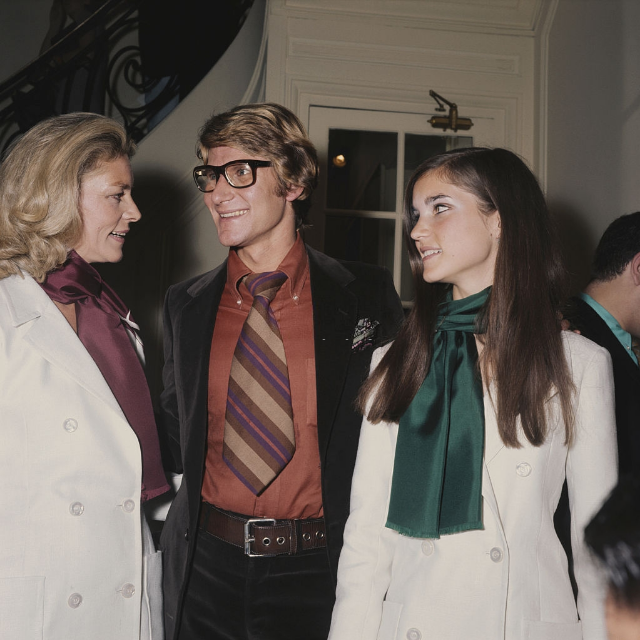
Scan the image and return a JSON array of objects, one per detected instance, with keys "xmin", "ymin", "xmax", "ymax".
[{"xmin": 178, "ymin": 527, "xmax": 336, "ymax": 640}]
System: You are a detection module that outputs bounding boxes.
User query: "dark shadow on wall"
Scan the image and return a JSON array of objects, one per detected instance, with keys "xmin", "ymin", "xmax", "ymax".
[
  {"xmin": 97, "ymin": 168, "xmax": 201, "ymax": 402},
  {"xmin": 549, "ymin": 199, "xmax": 597, "ymax": 295}
]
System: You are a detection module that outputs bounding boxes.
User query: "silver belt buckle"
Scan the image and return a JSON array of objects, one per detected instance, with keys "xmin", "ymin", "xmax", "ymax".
[{"xmin": 244, "ymin": 518, "xmax": 276, "ymax": 556}]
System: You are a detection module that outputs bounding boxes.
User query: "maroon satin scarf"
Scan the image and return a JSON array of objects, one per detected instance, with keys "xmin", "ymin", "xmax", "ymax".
[{"xmin": 40, "ymin": 250, "xmax": 168, "ymax": 501}]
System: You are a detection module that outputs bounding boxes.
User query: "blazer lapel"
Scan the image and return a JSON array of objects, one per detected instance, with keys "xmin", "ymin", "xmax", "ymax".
[
  {"xmin": 3, "ymin": 274, "xmax": 125, "ymax": 419},
  {"xmin": 173, "ymin": 264, "xmax": 227, "ymax": 477},
  {"xmin": 481, "ymin": 381, "xmax": 503, "ymax": 464},
  {"xmin": 481, "ymin": 461, "xmax": 504, "ymax": 536},
  {"xmin": 479, "ymin": 390, "xmax": 505, "ymax": 535},
  {"xmin": 307, "ymin": 248, "xmax": 358, "ymax": 458}
]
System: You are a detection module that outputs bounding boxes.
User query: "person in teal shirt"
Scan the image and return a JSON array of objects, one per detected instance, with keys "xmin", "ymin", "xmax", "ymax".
[
  {"xmin": 565, "ymin": 212, "xmax": 640, "ymax": 475},
  {"xmin": 577, "ymin": 294, "xmax": 638, "ymax": 364}
]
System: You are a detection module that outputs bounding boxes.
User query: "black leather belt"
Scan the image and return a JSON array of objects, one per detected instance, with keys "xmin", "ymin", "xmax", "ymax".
[{"xmin": 198, "ymin": 502, "xmax": 326, "ymax": 557}]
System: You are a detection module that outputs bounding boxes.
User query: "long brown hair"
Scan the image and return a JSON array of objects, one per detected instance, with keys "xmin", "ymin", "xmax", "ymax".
[{"xmin": 360, "ymin": 147, "xmax": 574, "ymax": 447}]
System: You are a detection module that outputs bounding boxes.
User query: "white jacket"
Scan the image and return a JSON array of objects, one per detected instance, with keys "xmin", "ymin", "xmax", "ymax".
[
  {"xmin": 0, "ymin": 273, "xmax": 163, "ymax": 640},
  {"xmin": 329, "ymin": 332, "xmax": 617, "ymax": 640}
]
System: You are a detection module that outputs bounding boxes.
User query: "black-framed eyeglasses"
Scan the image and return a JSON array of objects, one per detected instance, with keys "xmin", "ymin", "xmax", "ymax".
[{"xmin": 193, "ymin": 160, "xmax": 272, "ymax": 192}]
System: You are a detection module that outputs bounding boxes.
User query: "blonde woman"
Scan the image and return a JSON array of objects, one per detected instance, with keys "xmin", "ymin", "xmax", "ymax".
[{"xmin": 0, "ymin": 113, "xmax": 167, "ymax": 640}]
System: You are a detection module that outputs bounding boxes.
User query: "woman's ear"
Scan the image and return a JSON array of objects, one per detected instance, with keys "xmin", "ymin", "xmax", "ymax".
[{"xmin": 489, "ymin": 210, "xmax": 501, "ymax": 240}]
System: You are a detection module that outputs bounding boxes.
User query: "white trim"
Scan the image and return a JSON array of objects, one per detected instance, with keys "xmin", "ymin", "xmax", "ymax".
[
  {"xmin": 533, "ymin": 0, "xmax": 559, "ymax": 189},
  {"xmin": 270, "ymin": 0, "xmax": 547, "ymax": 35},
  {"xmin": 288, "ymin": 38, "xmax": 521, "ymax": 76}
]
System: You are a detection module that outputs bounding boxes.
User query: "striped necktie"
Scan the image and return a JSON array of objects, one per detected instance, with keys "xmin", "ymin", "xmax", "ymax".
[{"xmin": 223, "ymin": 271, "xmax": 296, "ymax": 494}]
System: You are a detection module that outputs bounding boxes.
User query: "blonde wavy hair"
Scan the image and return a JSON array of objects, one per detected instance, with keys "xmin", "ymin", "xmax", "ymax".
[
  {"xmin": 197, "ymin": 103, "xmax": 318, "ymax": 228},
  {"xmin": 0, "ymin": 113, "xmax": 136, "ymax": 282}
]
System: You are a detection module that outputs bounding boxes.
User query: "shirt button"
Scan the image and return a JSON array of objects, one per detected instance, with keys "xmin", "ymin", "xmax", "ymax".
[
  {"xmin": 122, "ymin": 499, "xmax": 136, "ymax": 513},
  {"xmin": 63, "ymin": 418, "xmax": 78, "ymax": 433},
  {"xmin": 407, "ymin": 628, "xmax": 422, "ymax": 640},
  {"xmin": 421, "ymin": 540, "xmax": 434, "ymax": 556},
  {"xmin": 490, "ymin": 547, "xmax": 503, "ymax": 563},
  {"xmin": 68, "ymin": 593, "xmax": 83, "ymax": 608},
  {"xmin": 516, "ymin": 462, "xmax": 532, "ymax": 477},
  {"xmin": 69, "ymin": 502, "xmax": 84, "ymax": 516},
  {"xmin": 292, "ymin": 294, "xmax": 299, "ymax": 302},
  {"xmin": 121, "ymin": 583, "xmax": 136, "ymax": 598},
  {"xmin": 236, "ymin": 299, "xmax": 242, "ymax": 305}
]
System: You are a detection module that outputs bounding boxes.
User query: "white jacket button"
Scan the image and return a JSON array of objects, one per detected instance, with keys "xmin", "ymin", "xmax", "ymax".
[
  {"xmin": 421, "ymin": 540, "xmax": 434, "ymax": 556},
  {"xmin": 516, "ymin": 462, "xmax": 532, "ymax": 477},
  {"xmin": 406, "ymin": 628, "xmax": 422, "ymax": 640},
  {"xmin": 121, "ymin": 583, "xmax": 136, "ymax": 598},
  {"xmin": 63, "ymin": 418, "xmax": 78, "ymax": 433},
  {"xmin": 68, "ymin": 593, "xmax": 83, "ymax": 608},
  {"xmin": 490, "ymin": 547, "xmax": 503, "ymax": 562},
  {"xmin": 122, "ymin": 499, "xmax": 136, "ymax": 513},
  {"xmin": 69, "ymin": 502, "xmax": 84, "ymax": 516}
]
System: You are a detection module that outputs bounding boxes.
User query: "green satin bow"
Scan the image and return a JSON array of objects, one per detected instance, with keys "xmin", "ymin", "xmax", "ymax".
[{"xmin": 386, "ymin": 287, "xmax": 490, "ymax": 539}]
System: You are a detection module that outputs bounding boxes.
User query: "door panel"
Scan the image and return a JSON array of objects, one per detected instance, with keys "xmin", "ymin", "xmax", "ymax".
[{"xmin": 307, "ymin": 106, "xmax": 498, "ymax": 304}]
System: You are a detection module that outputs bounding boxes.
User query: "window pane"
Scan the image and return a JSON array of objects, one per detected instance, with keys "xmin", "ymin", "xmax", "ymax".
[
  {"xmin": 326, "ymin": 129, "xmax": 398, "ymax": 211},
  {"xmin": 323, "ymin": 215, "xmax": 395, "ymax": 272}
]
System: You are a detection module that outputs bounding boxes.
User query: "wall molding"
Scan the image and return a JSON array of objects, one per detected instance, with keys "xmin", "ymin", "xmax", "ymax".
[
  {"xmin": 288, "ymin": 38, "xmax": 521, "ymax": 76},
  {"xmin": 271, "ymin": 0, "xmax": 547, "ymax": 35}
]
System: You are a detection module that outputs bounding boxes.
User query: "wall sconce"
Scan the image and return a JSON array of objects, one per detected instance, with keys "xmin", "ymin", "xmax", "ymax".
[
  {"xmin": 332, "ymin": 154, "xmax": 347, "ymax": 167},
  {"xmin": 428, "ymin": 90, "xmax": 474, "ymax": 132}
]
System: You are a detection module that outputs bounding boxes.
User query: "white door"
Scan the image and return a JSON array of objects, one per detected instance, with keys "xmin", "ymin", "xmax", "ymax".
[{"xmin": 306, "ymin": 106, "xmax": 502, "ymax": 305}]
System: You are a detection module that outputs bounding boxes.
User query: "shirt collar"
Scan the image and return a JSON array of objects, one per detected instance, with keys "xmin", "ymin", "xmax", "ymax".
[
  {"xmin": 579, "ymin": 292, "xmax": 638, "ymax": 365},
  {"xmin": 226, "ymin": 232, "xmax": 309, "ymax": 302}
]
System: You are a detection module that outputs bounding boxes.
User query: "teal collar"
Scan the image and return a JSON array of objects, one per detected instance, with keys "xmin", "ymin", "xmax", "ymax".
[{"xmin": 579, "ymin": 293, "xmax": 638, "ymax": 365}]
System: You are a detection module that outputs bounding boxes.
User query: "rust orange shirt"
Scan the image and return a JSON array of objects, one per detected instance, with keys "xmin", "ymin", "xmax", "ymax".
[{"xmin": 201, "ymin": 235, "xmax": 323, "ymax": 518}]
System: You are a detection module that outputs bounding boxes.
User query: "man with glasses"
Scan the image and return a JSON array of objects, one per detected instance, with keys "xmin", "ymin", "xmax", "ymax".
[{"xmin": 159, "ymin": 103, "xmax": 404, "ymax": 640}]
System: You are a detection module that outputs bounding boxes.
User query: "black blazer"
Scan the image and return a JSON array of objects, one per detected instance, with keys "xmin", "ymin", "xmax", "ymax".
[
  {"xmin": 564, "ymin": 296, "xmax": 640, "ymax": 475},
  {"xmin": 158, "ymin": 245, "xmax": 404, "ymax": 639}
]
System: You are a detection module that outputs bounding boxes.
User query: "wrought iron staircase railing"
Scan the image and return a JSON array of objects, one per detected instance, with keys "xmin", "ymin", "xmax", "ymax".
[{"xmin": 1, "ymin": 0, "xmax": 256, "ymax": 158}]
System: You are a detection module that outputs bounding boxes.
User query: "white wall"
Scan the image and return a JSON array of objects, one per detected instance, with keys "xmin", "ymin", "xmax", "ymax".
[{"xmin": 546, "ymin": 0, "xmax": 640, "ymax": 289}]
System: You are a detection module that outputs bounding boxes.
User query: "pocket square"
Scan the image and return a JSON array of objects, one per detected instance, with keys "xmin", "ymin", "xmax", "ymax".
[{"xmin": 352, "ymin": 318, "xmax": 380, "ymax": 351}]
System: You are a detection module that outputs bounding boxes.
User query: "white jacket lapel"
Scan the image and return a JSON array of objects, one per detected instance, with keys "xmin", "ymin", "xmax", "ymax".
[
  {"xmin": 483, "ymin": 385, "xmax": 504, "ymax": 465},
  {"xmin": 4, "ymin": 274, "xmax": 126, "ymax": 420},
  {"xmin": 481, "ymin": 386, "xmax": 506, "ymax": 533}
]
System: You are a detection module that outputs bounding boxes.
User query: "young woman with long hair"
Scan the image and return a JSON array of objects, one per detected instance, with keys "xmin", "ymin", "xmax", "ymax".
[{"xmin": 328, "ymin": 147, "xmax": 617, "ymax": 640}]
